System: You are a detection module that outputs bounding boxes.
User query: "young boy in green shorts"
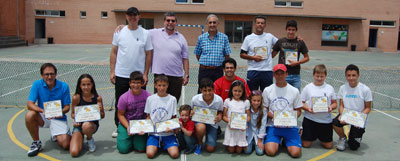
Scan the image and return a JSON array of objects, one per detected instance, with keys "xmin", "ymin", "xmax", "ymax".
[{"xmin": 116, "ymin": 71, "xmax": 151, "ymax": 154}]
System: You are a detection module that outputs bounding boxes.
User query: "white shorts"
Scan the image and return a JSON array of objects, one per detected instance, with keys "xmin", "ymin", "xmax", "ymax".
[{"xmin": 39, "ymin": 113, "xmax": 71, "ymax": 138}]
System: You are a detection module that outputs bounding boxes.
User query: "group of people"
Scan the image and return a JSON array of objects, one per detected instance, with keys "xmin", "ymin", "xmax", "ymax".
[{"xmin": 24, "ymin": 6, "xmax": 373, "ymax": 159}]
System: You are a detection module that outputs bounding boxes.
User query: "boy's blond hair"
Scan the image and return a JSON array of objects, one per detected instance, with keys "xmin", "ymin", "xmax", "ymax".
[{"xmin": 313, "ymin": 64, "xmax": 327, "ymax": 75}]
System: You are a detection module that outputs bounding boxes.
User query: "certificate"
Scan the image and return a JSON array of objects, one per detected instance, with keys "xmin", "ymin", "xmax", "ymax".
[
  {"xmin": 254, "ymin": 46, "xmax": 268, "ymax": 59},
  {"xmin": 43, "ymin": 100, "xmax": 62, "ymax": 118},
  {"xmin": 74, "ymin": 104, "xmax": 101, "ymax": 123},
  {"xmin": 312, "ymin": 96, "xmax": 329, "ymax": 112},
  {"xmin": 273, "ymin": 111, "xmax": 297, "ymax": 127},
  {"xmin": 129, "ymin": 119, "xmax": 154, "ymax": 134},
  {"xmin": 284, "ymin": 49, "xmax": 298, "ymax": 65},
  {"xmin": 192, "ymin": 106, "xmax": 217, "ymax": 125},
  {"xmin": 230, "ymin": 112, "xmax": 247, "ymax": 130},
  {"xmin": 340, "ymin": 108, "xmax": 367, "ymax": 128},
  {"xmin": 155, "ymin": 118, "xmax": 181, "ymax": 133}
]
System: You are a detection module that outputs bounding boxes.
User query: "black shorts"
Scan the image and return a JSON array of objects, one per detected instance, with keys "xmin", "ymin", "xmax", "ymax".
[
  {"xmin": 332, "ymin": 115, "xmax": 365, "ymax": 139},
  {"xmin": 301, "ymin": 117, "xmax": 333, "ymax": 142}
]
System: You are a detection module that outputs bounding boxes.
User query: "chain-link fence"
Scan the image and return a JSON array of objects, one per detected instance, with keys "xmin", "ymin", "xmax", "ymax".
[{"xmin": 0, "ymin": 61, "xmax": 399, "ymax": 110}]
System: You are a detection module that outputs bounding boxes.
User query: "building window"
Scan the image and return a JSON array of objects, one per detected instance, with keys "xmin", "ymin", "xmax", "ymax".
[
  {"xmin": 101, "ymin": 11, "xmax": 108, "ymax": 18},
  {"xmin": 176, "ymin": 0, "xmax": 204, "ymax": 4},
  {"xmin": 275, "ymin": 0, "xmax": 303, "ymax": 8},
  {"xmin": 370, "ymin": 20, "xmax": 395, "ymax": 27},
  {"xmin": 321, "ymin": 24, "xmax": 348, "ymax": 47},
  {"xmin": 80, "ymin": 11, "xmax": 86, "ymax": 19},
  {"xmin": 35, "ymin": 10, "xmax": 65, "ymax": 17},
  {"xmin": 225, "ymin": 21, "xmax": 252, "ymax": 43},
  {"xmin": 139, "ymin": 18, "xmax": 154, "ymax": 30}
]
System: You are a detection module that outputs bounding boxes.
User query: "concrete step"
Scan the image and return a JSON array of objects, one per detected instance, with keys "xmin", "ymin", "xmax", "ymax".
[
  {"xmin": 367, "ymin": 47, "xmax": 383, "ymax": 53},
  {"xmin": 0, "ymin": 41, "xmax": 27, "ymax": 48},
  {"xmin": 0, "ymin": 36, "xmax": 20, "ymax": 41},
  {"xmin": 0, "ymin": 39, "xmax": 25, "ymax": 44}
]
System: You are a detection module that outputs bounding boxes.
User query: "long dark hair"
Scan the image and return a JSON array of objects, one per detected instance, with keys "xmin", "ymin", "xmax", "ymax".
[
  {"xmin": 249, "ymin": 90, "xmax": 264, "ymax": 129},
  {"xmin": 228, "ymin": 80, "xmax": 246, "ymax": 101},
  {"xmin": 75, "ymin": 74, "xmax": 98, "ymax": 96}
]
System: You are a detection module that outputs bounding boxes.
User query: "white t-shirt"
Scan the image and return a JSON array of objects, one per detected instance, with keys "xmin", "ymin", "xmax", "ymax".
[
  {"xmin": 144, "ymin": 94, "xmax": 177, "ymax": 136},
  {"xmin": 112, "ymin": 26, "xmax": 153, "ymax": 78},
  {"xmin": 263, "ymin": 84, "xmax": 302, "ymax": 126},
  {"xmin": 223, "ymin": 98, "xmax": 250, "ymax": 118},
  {"xmin": 301, "ymin": 82, "xmax": 337, "ymax": 123},
  {"xmin": 190, "ymin": 93, "xmax": 224, "ymax": 129},
  {"xmin": 241, "ymin": 33, "xmax": 278, "ymax": 71},
  {"xmin": 338, "ymin": 82, "xmax": 372, "ymax": 112}
]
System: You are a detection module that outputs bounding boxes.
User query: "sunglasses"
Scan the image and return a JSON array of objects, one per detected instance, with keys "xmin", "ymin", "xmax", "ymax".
[
  {"xmin": 43, "ymin": 73, "xmax": 56, "ymax": 77},
  {"xmin": 166, "ymin": 19, "xmax": 176, "ymax": 23},
  {"xmin": 208, "ymin": 21, "xmax": 217, "ymax": 24}
]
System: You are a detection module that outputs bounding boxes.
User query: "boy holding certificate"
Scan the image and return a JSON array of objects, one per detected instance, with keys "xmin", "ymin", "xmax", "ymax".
[
  {"xmin": 145, "ymin": 75, "xmax": 179, "ymax": 159},
  {"xmin": 333, "ymin": 64, "xmax": 372, "ymax": 151},
  {"xmin": 25, "ymin": 63, "xmax": 72, "ymax": 157},
  {"xmin": 272, "ymin": 20, "xmax": 309, "ymax": 92},
  {"xmin": 116, "ymin": 71, "xmax": 151, "ymax": 154},
  {"xmin": 191, "ymin": 78, "xmax": 224, "ymax": 155},
  {"xmin": 262, "ymin": 64, "xmax": 302, "ymax": 158},
  {"xmin": 300, "ymin": 64, "xmax": 337, "ymax": 149}
]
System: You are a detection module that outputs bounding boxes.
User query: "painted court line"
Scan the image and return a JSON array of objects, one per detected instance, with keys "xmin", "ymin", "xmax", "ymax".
[
  {"xmin": 0, "ymin": 69, "xmax": 39, "ymax": 81},
  {"xmin": 7, "ymin": 108, "xmax": 61, "ymax": 161},
  {"xmin": 373, "ymin": 109, "xmax": 400, "ymax": 121}
]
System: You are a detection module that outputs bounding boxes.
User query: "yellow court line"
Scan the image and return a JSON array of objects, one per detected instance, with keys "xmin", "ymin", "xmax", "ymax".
[
  {"xmin": 7, "ymin": 108, "xmax": 61, "ymax": 161},
  {"xmin": 307, "ymin": 114, "xmax": 350, "ymax": 161}
]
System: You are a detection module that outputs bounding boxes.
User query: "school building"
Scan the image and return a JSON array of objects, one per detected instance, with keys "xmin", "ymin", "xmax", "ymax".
[{"xmin": 1, "ymin": 0, "xmax": 399, "ymax": 52}]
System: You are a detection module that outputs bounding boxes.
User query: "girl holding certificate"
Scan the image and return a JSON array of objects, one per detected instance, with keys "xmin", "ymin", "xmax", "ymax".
[
  {"xmin": 222, "ymin": 80, "xmax": 251, "ymax": 154},
  {"xmin": 70, "ymin": 74, "xmax": 105, "ymax": 157}
]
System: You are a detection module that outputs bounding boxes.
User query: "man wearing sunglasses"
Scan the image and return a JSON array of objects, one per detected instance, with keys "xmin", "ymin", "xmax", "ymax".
[
  {"xmin": 110, "ymin": 7, "xmax": 153, "ymax": 138},
  {"xmin": 194, "ymin": 14, "xmax": 231, "ymax": 92},
  {"xmin": 149, "ymin": 12, "xmax": 189, "ymax": 102}
]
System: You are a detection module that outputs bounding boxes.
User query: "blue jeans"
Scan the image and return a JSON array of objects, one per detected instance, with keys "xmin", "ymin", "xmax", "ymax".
[
  {"xmin": 176, "ymin": 131, "xmax": 196, "ymax": 151},
  {"xmin": 286, "ymin": 74, "xmax": 301, "ymax": 92},
  {"xmin": 246, "ymin": 71, "xmax": 273, "ymax": 91},
  {"xmin": 244, "ymin": 139, "xmax": 264, "ymax": 155}
]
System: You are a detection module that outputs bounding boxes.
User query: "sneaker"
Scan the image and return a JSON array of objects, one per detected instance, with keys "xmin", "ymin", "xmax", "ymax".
[
  {"xmin": 194, "ymin": 144, "xmax": 202, "ymax": 155},
  {"xmin": 111, "ymin": 128, "xmax": 118, "ymax": 138},
  {"xmin": 87, "ymin": 138, "xmax": 96, "ymax": 152},
  {"xmin": 27, "ymin": 140, "xmax": 42, "ymax": 157},
  {"xmin": 51, "ymin": 136, "xmax": 57, "ymax": 142},
  {"xmin": 336, "ymin": 137, "xmax": 347, "ymax": 151},
  {"xmin": 184, "ymin": 146, "xmax": 195, "ymax": 154}
]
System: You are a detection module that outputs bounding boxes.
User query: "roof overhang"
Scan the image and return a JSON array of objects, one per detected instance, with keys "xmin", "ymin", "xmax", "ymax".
[{"xmin": 112, "ymin": 9, "xmax": 365, "ymax": 20}]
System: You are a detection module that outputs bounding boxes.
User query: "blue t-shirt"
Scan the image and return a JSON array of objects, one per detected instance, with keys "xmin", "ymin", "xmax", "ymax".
[{"xmin": 28, "ymin": 79, "xmax": 71, "ymax": 121}]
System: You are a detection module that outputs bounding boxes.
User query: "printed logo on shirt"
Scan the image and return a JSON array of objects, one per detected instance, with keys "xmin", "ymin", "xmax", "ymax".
[
  {"xmin": 345, "ymin": 94, "xmax": 359, "ymax": 99},
  {"xmin": 151, "ymin": 107, "xmax": 169, "ymax": 123},
  {"xmin": 271, "ymin": 96, "xmax": 290, "ymax": 111}
]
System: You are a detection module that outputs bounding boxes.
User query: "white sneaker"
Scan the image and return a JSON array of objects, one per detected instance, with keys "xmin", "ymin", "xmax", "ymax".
[
  {"xmin": 87, "ymin": 138, "xmax": 96, "ymax": 152},
  {"xmin": 111, "ymin": 128, "xmax": 118, "ymax": 138},
  {"xmin": 336, "ymin": 137, "xmax": 347, "ymax": 151}
]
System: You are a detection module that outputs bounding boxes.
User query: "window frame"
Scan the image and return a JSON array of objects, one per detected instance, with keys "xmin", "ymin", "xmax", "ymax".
[
  {"xmin": 80, "ymin": 11, "xmax": 86, "ymax": 19},
  {"xmin": 175, "ymin": 0, "xmax": 204, "ymax": 4},
  {"xmin": 101, "ymin": 11, "xmax": 108, "ymax": 19},
  {"xmin": 35, "ymin": 10, "xmax": 65, "ymax": 17},
  {"xmin": 274, "ymin": 1, "xmax": 303, "ymax": 8},
  {"xmin": 370, "ymin": 20, "xmax": 396, "ymax": 28}
]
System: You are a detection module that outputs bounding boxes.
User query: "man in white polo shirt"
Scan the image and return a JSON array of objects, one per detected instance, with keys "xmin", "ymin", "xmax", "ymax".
[{"xmin": 109, "ymin": 6, "xmax": 153, "ymax": 137}]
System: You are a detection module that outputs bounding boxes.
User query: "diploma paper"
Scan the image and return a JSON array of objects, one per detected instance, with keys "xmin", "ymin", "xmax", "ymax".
[
  {"xmin": 285, "ymin": 49, "xmax": 298, "ymax": 65},
  {"xmin": 44, "ymin": 100, "xmax": 62, "ymax": 118},
  {"xmin": 129, "ymin": 119, "xmax": 154, "ymax": 134},
  {"xmin": 74, "ymin": 104, "xmax": 101, "ymax": 123},
  {"xmin": 155, "ymin": 118, "xmax": 181, "ymax": 133},
  {"xmin": 273, "ymin": 111, "xmax": 297, "ymax": 127},
  {"xmin": 254, "ymin": 46, "xmax": 268, "ymax": 59},
  {"xmin": 192, "ymin": 106, "xmax": 217, "ymax": 125},
  {"xmin": 230, "ymin": 112, "xmax": 247, "ymax": 130},
  {"xmin": 340, "ymin": 108, "xmax": 367, "ymax": 128},
  {"xmin": 312, "ymin": 96, "xmax": 329, "ymax": 112}
]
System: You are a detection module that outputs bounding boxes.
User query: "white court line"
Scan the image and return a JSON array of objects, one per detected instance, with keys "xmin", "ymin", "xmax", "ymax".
[
  {"xmin": 0, "ymin": 69, "xmax": 38, "ymax": 81},
  {"xmin": 373, "ymin": 109, "xmax": 400, "ymax": 121},
  {"xmin": 0, "ymin": 57, "xmax": 88, "ymax": 82},
  {"xmin": 180, "ymin": 152, "xmax": 186, "ymax": 161},
  {"xmin": 0, "ymin": 66, "xmax": 88, "ymax": 98},
  {"xmin": 303, "ymin": 70, "xmax": 400, "ymax": 101}
]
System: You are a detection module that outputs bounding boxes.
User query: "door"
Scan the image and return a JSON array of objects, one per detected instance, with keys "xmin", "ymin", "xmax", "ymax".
[
  {"xmin": 35, "ymin": 19, "xmax": 45, "ymax": 38},
  {"xmin": 368, "ymin": 29, "xmax": 377, "ymax": 47},
  {"xmin": 398, "ymin": 30, "xmax": 400, "ymax": 50}
]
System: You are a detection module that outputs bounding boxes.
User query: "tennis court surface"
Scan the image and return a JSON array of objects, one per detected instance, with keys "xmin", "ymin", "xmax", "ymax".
[{"xmin": 1, "ymin": 44, "xmax": 399, "ymax": 161}]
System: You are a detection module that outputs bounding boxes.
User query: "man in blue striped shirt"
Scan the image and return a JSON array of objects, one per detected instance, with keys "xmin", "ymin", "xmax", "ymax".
[{"xmin": 194, "ymin": 14, "xmax": 231, "ymax": 92}]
